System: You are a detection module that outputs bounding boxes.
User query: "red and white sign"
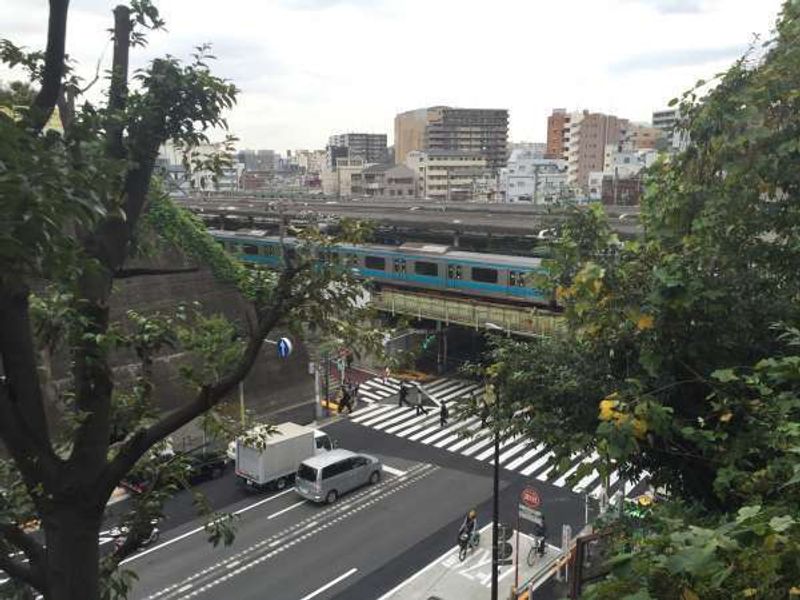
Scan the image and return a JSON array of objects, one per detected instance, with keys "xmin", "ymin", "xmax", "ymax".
[{"xmin": 520, "ymin": 486, "xmax": 541, "ymax": 509}]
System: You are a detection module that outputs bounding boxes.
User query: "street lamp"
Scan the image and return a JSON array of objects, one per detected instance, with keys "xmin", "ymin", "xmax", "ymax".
[{"xmin": 484, "ymin": 382, "xmax": 501, "ymax": 600}]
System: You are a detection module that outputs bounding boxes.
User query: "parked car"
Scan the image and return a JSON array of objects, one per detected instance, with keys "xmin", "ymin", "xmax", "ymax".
[
  {"xmin": 121, "ymin": 444, "xmax": 228, "ymax": 494},
  {"xmin": 294, "ymin": 449, "xmax": 382, "ymax": 504}
]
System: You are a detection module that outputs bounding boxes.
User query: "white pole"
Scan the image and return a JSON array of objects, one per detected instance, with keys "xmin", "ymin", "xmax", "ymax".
[{"xmin": 239, "ymin": 380, "xmax": 245, "ymax": 427}]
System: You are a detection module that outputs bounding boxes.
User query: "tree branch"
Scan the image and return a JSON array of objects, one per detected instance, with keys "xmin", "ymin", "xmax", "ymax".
[
  {"xmin": 102, "ymin": 264, "xmax": 307, "ymax": 491},
  {"xmin": 105, "ymin": 5, "xmax": 130, "ymax": 160},
  {"xmin": 29, "ymin": 0, "xmax": 70, "ymax": 133},
  {"xmin": 0, "ymin": 287, "xmax": 58, "ymax": 488},
  {"xmin": 114, "ymin": 266, "xmax": 199, "ymax": 279}
]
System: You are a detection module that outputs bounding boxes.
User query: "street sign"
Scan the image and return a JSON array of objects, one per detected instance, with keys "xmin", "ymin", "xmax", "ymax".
[
  {"xmin": 520, "ymin": 486, "xmax": 541, "ymax": 509},
  {"xmin": 518, "ymin": 504, "xmax": 543, "ymax": 526},
  {"xmin": 277, "ymin": 337, "xmax": 293, "ymax": 359}
]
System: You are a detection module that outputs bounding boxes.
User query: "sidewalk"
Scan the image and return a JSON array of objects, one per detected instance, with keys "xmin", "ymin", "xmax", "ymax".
[{"xmin": 379, "ymin": 524, "xmax": 563, "ymax": 600}]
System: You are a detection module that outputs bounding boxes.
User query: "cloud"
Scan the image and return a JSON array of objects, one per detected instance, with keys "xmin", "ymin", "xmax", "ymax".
[
  {"xmin": 280, "ymin": 0, "xmax": 382, "ymax": 9},
  {"xmin": 628, "ymin": 0, "xmax": 709, "ymax": 14},
  {"xmin": 610, "ymin": 45, "xmax": 745, "ymax": 73}
]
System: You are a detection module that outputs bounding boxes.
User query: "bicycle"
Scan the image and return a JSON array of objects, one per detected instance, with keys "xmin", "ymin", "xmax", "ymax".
[
  {"xmin": 526, "ymin": 535, "xmax": 546, "ymax": 567},
  {"xmin": 458, "ymin": 530, "xmax": 480, "ymax": 561}
]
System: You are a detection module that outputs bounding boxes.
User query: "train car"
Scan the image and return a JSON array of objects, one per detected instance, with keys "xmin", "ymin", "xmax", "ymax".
[{"xmin": 210, "ymin": 230, "xmax": 550, "ymax": 306}]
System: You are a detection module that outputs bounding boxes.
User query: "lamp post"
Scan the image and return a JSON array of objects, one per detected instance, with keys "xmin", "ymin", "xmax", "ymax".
[{"xmin": 484, "ymin": 382, "xmax": 500, "ymax": 600}]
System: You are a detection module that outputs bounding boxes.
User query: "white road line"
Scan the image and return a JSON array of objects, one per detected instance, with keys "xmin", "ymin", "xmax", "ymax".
[
  {"xmin": 382, "ymin": 465, "xmax": 407, "ymax": 477},
  {"xmin": 177, "ymin": 584, "xmax": 192, "ymax": 593},
  {"xmin": 375, "ymin": 523, "xmax": 493, "ymax": 600},
  {"xmin": 358, "ymin": 408, "xmax": 409, "ymax": 427},
  {"xmin": 350, "ymin": 405, "xmax": 395, "ymax": 423},
  {"xmin": 476, "ymin": 436, "xmax": 519, "ymax": 461},
  {"xmin": 407, "ymin": 422, "xmax": 441, "ymax": 442},
  {"xmin": 504, "ymin": 444, "xmax": 545, "ymax": 471},
  {"xmin": 298, "ymin": 567, "xmax": 357, "ymax": 600},
  {"xmin": 498, "ymin": 442, "xmax": 530, "ymax": 464},
  {"xmin": 423, "ymin": 418, "xmax": 478, "ymax": 446},
  {"xmin": 120, "ymin": 488, "xmax": 294, "ymax": 564},
  {"xmin": 372, "ymin": 409, "xmax": 419, "ymax": 431},
  {"xmin": 520, "ymin": 451, "xmax": 555, "ymax": 477},
  {"xmin": 397, "ymin": 415, "xmax": 440, "ymax": 438},
  {"xmin": 383, "ymin": 412, "xmax": 429, "ymax": 434},
  {"xmin": 551, "ymin": 455, "xmax": 585, "ymax": 487},
  {"xmin": 447, "ymin": 431, "xmax": 489, "ymax": 453},
  {"xmin": 267, "ymin": 500, "xmax": 307, "ymax": 520},
  {"xmin": 461, "ymin": 435, "xmax": 496, "ymax": 457}
]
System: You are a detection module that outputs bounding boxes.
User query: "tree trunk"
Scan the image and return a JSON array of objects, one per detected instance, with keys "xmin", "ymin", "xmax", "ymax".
[{"xmin": 42, "ymin": 506, "xmax": 103, "ymax": 600}]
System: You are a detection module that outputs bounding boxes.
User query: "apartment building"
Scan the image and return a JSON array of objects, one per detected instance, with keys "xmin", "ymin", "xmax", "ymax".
[
  {"xmin": 327, "ymin": 133, "xmax": 388, "ymax": 167},
  {"xmin": 321, "ymin": 157, "xmax": 366, "ymax": 197},
  {"xmin": 394, "ymin": 106, "xmax": 509, "ymax": 171},
  {"xmin": 499, "ymin": 148, "xmax": 569, "ymax": 204},
  {"xmin": 406, "ymin": 150, "xmax": 487, "ymax": 201},
  {"xmin": 545, "ymin": 109, "xmax": 570, "ymax": 159},
  {"xmin": 352, "ymin": 164, "xmax": 418, "ymax": 198},
  {"xmin": 563, "ymin": 111, "xmax": 629, "ymax": 192}
]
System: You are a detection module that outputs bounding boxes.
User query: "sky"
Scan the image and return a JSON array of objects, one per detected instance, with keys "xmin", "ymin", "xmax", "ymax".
[{"xmin": 2, "ymin": 0, "xmax": 786, "ymax": 152}]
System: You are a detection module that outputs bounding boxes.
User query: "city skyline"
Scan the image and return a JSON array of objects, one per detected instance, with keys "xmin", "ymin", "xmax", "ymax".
[{"xmin": 2, "ymin": 0, "xmax": 783, "ymax": 150}]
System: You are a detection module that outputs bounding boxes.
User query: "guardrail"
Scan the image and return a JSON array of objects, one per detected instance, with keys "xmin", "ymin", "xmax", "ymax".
[{"xmin": 372, "ymin": 289, "xmax": 565, "ymax": 338}]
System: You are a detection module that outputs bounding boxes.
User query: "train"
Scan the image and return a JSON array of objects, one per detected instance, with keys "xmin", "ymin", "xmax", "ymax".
[{"xmin": 210, "ymin": 229, "xmax": 551, "ymax": 306}]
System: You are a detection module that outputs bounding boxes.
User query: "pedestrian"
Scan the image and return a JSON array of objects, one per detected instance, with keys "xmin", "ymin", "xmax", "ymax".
[
  {"xmin": 382, "ymin": 366, "xmax": 390, "ymax": 385},
  {"xmin": 480, "ymin": 400, "xmax": 489, "ymax": 428},
  {"xmin": 398, "ymin": 380, "xmax": 410, "ymax": 407},
  {"xmin": 340, "ymin": 386, "xmax": 352, "ymax": 414},
  {"xmin": 440, "ymin": 400, "xmax": 449, "ymax": 427},
  {"xmin": 352, "ymin": 382, "xmax": 360, "ymax": 411},
  {"xmin": 414, "ymin": 384, "xmax": 429, "ymax": 416}
]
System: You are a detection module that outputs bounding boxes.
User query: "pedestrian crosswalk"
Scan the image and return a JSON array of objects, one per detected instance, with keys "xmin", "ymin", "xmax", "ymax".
[{"xmin": 351, "ymin": 376, "xmax": 644, "ymax": 503}]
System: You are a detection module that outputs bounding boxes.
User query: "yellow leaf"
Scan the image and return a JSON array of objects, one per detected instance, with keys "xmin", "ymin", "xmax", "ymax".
[
  {"xmin": 599, "ymin": 398, "xmax": 619, "ymax": 421},
  {"xmin": 593, "ymin": 279, "xmax": 603, "ymax": 294},
  {"xmin": 636, "ymin": 314, "xmax": 655, "ymax": 331},
  {"xmin": 633, "ymin": 418, "xmax": 648, "ymax": 439},
  {"xmin": 682, "ymin": 588, "xmax": 699, "ymax": 600},
  {"xmin": 719, "ymin": 411, "xmax": 733, "ymax": 423},
  {"xmin": 789, "ymin": 586, "xmax": 800, "ymax": 596},
  {"xmin": 742, "ymin": 589, "xmax": 758, "ymax": 597}
]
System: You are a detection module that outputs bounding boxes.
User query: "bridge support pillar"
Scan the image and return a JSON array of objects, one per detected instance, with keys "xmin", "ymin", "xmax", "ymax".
[{"xmin": 453, "ymin": 230, "xmax": 460, "ymax": 247}]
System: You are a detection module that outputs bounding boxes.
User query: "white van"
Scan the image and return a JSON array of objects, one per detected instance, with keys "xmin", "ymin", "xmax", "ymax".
[{"xmin": 295, "ymin": 449, "xmax": 382, "ymax": 504}]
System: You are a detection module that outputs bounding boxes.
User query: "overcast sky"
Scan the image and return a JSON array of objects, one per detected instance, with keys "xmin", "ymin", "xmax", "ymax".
[{"xmin": 3, "ymin": 0, "xmax": 785, "ymax": 152}]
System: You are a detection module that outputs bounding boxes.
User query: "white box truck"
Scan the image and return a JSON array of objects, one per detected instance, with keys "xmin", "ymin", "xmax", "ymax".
[{"xmin": 234, "ymin": 422, "xmax": 332, "ymax": 490}]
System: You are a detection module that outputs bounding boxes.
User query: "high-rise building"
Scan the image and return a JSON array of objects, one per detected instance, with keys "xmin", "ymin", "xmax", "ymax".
[
  {"xmin": 561, "ymin": 111, "xmax": 629, "ymax": 192},
  {"xmin": 652, "ymin": 108, "xmax": 679, "ymax": 134},
  {"xmin": 499, "ymin": 148, "xmax": 570, "ymax": 204},
  {"xmin": 545, "ymin": 109, "xmax": 570, "ymax": 159},
  {"xmin": 394, "ymin": 106, "xmax": 509, "ymax": 171},
  {"xmin": 327, "ymin": 133, "xmax": 388, "ymax": 166}
]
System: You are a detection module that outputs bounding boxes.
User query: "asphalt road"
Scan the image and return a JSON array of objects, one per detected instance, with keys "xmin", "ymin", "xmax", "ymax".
[{"xmin": 112, "ymin": 413, "xmax": 587, "ymax": 600}]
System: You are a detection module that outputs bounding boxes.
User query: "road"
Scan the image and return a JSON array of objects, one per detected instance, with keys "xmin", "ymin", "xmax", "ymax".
[{"xmin": 2, "ymin": 377, "xmax": 593, "ymax": 599}]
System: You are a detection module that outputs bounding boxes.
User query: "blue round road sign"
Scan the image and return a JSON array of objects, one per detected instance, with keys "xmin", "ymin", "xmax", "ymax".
[{"xmin": 277, "ymin": 337, "xmax": 293, "ymax": 359}]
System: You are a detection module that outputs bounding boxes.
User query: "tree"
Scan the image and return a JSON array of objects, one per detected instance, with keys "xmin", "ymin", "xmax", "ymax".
[
  {"xmin": 0, "ymin": 3, "xmax": 379, "ymax": 599},
  {"xmin": 473, "ymin": 1, "xmax": 800, "ymax": 596}
]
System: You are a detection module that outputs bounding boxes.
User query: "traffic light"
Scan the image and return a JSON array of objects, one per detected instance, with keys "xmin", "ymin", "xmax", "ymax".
[{"xmin": 497, "ymin": 523, "xmax": 513, "ymax": 565}]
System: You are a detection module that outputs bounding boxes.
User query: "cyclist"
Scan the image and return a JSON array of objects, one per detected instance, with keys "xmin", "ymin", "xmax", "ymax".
[{"xmin": 459, "ymin": 509, "xmax": 479, "ymax": 545}]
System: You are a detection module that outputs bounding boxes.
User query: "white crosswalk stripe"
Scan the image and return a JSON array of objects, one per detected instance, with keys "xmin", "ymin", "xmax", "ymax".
[{"xmin": 346, "ymin": 376, "xmax": 646, "ymax": 500}]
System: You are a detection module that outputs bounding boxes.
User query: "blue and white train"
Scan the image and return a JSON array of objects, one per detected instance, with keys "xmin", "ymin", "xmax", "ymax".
[{"xmin": 211, "ymin": 229, "xmax": 551, "ymax": 306}]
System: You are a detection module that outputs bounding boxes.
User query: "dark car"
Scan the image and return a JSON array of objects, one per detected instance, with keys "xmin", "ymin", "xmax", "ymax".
[{"xmin": 121, "ymin": 445, "xmax": 228, "ymax": 494}]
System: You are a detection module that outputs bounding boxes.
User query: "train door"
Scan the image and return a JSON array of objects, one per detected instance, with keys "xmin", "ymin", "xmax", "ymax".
[
  {"xmin": 393, "ymin": 257, "xmax": 407, "ymax": 282},
  {"xmin": 446, "ymin": 263, "xmax": 463, "ymax": 289}
]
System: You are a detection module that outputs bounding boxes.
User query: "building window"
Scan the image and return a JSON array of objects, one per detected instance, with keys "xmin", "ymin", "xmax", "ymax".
[
  {"xmin": 414, "ymin": 261, "xmax": 439, "ymax": 277},
  {"xmin": 471, "ymin": 267, "xmax": 498, "ymax": 284},
  {"xmin": 365, "ymin": 256, "xmax": 386, "ymax": 270}
]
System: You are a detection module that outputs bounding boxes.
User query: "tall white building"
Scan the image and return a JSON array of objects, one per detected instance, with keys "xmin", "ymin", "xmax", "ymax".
[
  {"xmin": 499, "ymin": 148, "xmax": 570, "ymax": 203},
  {"xmin": 405, "ymin": 150, "xmax": 487, "ymax": 201}
]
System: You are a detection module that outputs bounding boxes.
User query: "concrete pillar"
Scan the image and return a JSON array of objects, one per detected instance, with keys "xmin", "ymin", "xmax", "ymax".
[{"xmin": 453, "ymin": 230, "xmax": 460, "ymax": 247}]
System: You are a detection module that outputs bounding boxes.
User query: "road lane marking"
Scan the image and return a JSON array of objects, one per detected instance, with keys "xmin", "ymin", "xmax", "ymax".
[
  {"xmin": 298, "ymin": 567, "xmax": 357, "ymax": 600},
  {"xmin": 267, "ymin": 500, "xmax": 307, "ymax": 520},
  {"xmin": 146, "ymin": 463, "xmax": 437, "ymax": 600},
  {"xmin": 177, "ymin": 584, "xmax": 192, "ymax": 593},
  {"xmin": 121, "ymin": 488, "xmax": 294, "ymax": 564},
  {"xmin": 382, "ymin": 465, "xmax": 406, "ymax": 477},
  {"xmin": 375, "ymin": 523, "xmax": 493, "ymax": 600}
]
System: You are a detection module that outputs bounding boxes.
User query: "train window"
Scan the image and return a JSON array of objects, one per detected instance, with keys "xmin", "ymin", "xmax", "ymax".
[
  {"xmin": 393, "ymin": 258, "xmax": 406, "ymax": 274},
  {"xmin": 242, "ymin": 244, "xmax": 259, "ymax": 256},
  {"xmin": 415, "ymin": 261, "xmax": 439, "ymax": 277},
  {"xmin": 509, "ymin": 270, "xmax": 527, "ymax": 287},
  {"xmin": 365, "ymin": 256, "xmax": 386, "ymax": 271},
  {"xmin": 447, "ymin": 264, "xmax": 462, "ymax": 280},
  {"xmin": 471, "ymin": 267, "xmax": 498, "ymax": 284}
]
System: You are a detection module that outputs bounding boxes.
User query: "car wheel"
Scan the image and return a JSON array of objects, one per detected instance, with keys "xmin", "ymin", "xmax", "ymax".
[
  {"xmin": 274, "ymin": 477, "xmax": 287, "ymax": 491},
  {"xmin": 325, "ymin": 490, "xmax": 338, "ymax": 504},
  {"xmin": 369, "ymin": 471, "xmax": 381, "ymax": 485}
]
